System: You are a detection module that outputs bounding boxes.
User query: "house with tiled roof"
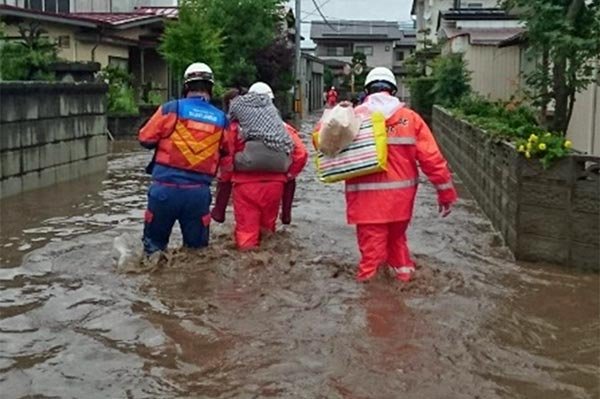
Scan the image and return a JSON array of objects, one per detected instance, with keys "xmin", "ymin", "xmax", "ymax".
[
  {"xmin": 310, "ymin": 20, "xmax": 416, "ymax": 100},
  {"xmin": 0, "ymin": 1, "xmax": 175, "ymax": 100},
  {"xmin": 435, "ymin": 7, "xmax": 524, "ymax": 101}
]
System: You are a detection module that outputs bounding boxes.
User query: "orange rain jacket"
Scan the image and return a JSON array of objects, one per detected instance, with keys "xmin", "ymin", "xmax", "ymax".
[
  {"xmin": 139, "ymin": 96, "xmax": 228, "ymax": 185},
  {"xmin": 316, "ymin": 93, "xmax": 457, "ymax": 224}
]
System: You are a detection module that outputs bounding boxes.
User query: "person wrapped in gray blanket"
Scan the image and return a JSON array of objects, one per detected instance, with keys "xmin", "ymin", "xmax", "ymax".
[{"xmin": 228, "ymin": 92, "xmax": 294, "ymax": 172}]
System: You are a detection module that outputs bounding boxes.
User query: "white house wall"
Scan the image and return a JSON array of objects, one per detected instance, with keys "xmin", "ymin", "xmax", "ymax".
[
  {"xmin": 463, "ymin": 44, "xmax": 521, "ymax": 100},
  {"xmin": 568, "ymin": 72, "xmax": 600, "ymax": 156},
  {"xmin": 414, "ymin": 0, "xmax": 501, "ymax": 49},
  {"xmin": 457, "ymin": 20, "xmax": 524, "ymax": 29},
  {"xmin": 317, "ymin": 41, "xmax": 395, "ymax": 69}
]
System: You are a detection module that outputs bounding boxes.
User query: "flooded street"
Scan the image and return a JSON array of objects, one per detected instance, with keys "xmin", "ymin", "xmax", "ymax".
[{"xmin": 0, "ymin": 116, "xmax": 598, "ymax": 399}]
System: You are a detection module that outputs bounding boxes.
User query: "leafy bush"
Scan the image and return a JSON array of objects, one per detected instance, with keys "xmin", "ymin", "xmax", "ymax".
[
  {"xmin": 431, "ymin": 53, "xmax": 471, "ymax": 107},
  {"xmin": 140, "ymin": 81, "xmax": 165, "ymax": 106},
  {"xmin": 450, "ymin": 96, "xmax": 571, "ymax": 168},
  {"xmin": 100, "ymin": 66, "xmax": 139, "ymax": 115},
  {"xmin": 408, "ymin": 76, "xmax": 436, "ymax": 122},
  {"xmin": 0, "ymin": 23, "xmax": 58, "ymax": 81},
  {"xmin": 453, "ymin": 96, "xmax": 543, "ymax": 139},
  {"xmin": 516, "ymin": 133, "xmax": 573, "ymax": 169},
  {"xmin": 110, "ymin": 86, "xmax": 139, "ymax": 115},
  {"xmin": 147, "ymin": 90, "xmax": 163, "ymax": 106}
]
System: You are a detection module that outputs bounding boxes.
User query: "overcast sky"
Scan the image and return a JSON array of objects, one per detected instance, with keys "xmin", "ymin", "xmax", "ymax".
[{"xmin": 287, "ymin": 0, "xmax": 414, "ymax": 47}]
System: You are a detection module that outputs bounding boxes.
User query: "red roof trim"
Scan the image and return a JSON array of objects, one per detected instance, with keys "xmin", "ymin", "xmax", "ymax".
[{"xmin": 0, "ymin": 5, "xmax": 164, "ymax": 28}]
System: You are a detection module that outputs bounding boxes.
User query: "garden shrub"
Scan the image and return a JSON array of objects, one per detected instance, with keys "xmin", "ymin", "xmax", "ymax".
[
  {"xmin": 0, "ymin": 24, "xmax": 58, "ymax": 81},
  {"xmin": 101, "ymin": 66, "xmax": 139, "ymax": 115},
  {"xmin": 408, "ymin": 76, "xmax": 436, "ymax": 122},
  {"xmin": 431, "ymin": 53, "xmax": 471, "ymax": 107},
  {"xmin": 450, "ymin": 96, "xmax": 571, "ymax": 168}
]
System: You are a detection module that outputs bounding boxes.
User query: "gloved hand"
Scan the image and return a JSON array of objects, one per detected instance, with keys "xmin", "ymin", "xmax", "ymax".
[
  {"xmin": 438, "ymin": 202, "xmax": 452, "ymax": 218},
  {"xmin": 281, "ymin": 179, "xmax": 296, "ymax": 225},
  {"xmin": 211, "ymin": 181, "xmax": 232, "ymax": 223}
]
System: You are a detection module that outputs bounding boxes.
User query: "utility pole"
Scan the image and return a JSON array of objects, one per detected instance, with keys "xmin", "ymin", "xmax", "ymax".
[{"xmin": 294, "ymin": 0, "xmax": 303, "ymax": 119}]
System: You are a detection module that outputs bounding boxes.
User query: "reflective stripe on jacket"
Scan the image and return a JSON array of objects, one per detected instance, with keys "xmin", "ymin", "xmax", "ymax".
[
  {"xmin": 139, "ymin": 96, "xmax": 228, "ymax": 184},
  {"xmin": 219, "ymin": 121, "xmax": 308, "ymax": 184},
  {"xmin": 344, "ymin": 94, "xmax": 457, "ymax": 224}
]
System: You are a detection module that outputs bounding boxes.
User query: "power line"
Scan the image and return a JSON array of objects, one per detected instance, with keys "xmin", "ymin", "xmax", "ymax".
[
  {"xmin": 301, "ymin": 0, "xmax": 334, "ymax": 19},
  {"xmin": 310, "ymin": 0, "xmax": 341, "ymax": 32}
]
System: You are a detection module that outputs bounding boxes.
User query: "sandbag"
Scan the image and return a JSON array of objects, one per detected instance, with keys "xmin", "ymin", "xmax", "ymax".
[
  {"xmin": 317, "ymin": 104, "xmax": 361, "ymax": 156},
  {"xmin": 234, "ymin": 140, "xmax": 292, "ymax": 173}
]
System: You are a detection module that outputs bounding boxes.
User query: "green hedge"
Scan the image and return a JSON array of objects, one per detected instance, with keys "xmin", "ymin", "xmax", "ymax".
[{"xmin": 408, "ymin": 77, "xmax": 436, "ymax": 123}]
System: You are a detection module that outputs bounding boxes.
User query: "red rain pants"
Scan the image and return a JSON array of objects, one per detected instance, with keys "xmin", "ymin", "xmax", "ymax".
[
  {"xmin": 233, "ymin": 181, "xmax": 284, "ymax": 250},
  {"xmin": 356, "ymin": 221, "xmax": 414, "ymax": 281}
]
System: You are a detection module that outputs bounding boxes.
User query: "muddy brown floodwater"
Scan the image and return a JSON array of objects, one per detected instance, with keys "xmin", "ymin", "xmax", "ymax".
[{"xmin": 0, "ymin": 115, "xmax": 598, "ymax": 399}]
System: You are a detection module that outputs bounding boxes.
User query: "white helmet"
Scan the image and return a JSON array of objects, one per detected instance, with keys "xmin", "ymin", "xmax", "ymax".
[
  {"xmin": 183, "ymin": 62, "xmax": 214, "ymax": 84},
  {"xmin": 248, "ymin": 81, "xmax": 274, "ymax": 99},
  {"xmin": 364, "ymin": 67, "xmax": 397, "ymax": 91}
]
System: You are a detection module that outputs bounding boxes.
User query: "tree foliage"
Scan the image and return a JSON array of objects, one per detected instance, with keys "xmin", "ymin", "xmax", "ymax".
[
  {"xmin": 351, "ymin": 51, "xmax": 368, "ymax": 90},
  {"xmin": 206, "ymin": 0, "xmax": 285, "ymax": 88},
  {"xmin": 158, "ymin": 0, "xmax": 223, "ymax": 85},
  {"xmin": 504, "ymin": 0, "xmax": 600, "ymax": 135},
  {"xmin": 324, "ymin": 66, "xmax": 334, "ymax": 88},
  {"xmin": 0, "ymin": 22, "xmax": 58, "ymax": 81},
  {"xmin": 431, "ymin": 53, "xmax": 472, "ymax": 107},
  {"xmin": 254, "ymin": 37, "xmax": 294, "ymax": 93},
  {"xmin": 159, "ymin": 0, "xmax": 289, "ymax": 92}
]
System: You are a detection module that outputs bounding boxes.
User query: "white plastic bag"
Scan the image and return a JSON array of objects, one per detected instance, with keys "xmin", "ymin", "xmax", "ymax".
[
  {"xmin": 113, "ymin": 233, "xmax": 143, "ymax": 273},
  {"xmin": 318, "ymin": 103, "xmax": 361, "ymax": 156}
]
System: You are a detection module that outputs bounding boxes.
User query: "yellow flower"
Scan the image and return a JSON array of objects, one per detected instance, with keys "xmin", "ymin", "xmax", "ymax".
[
  {"xmin": 529, "ymin": 134, "xmax": 538, "ymax": 143},
  {"xmin": 526, "ymin": 142, "xmax": 532, "ymax": 151},
  {"xmin": 564, "ymin": 140, "xmax": 573, "ymax": 149},
  {"xmin": 518, "ymin": 145, "xmax": 525, "ymax": 153},
  {"xmin": 525, "ymin": 151, "xmax": 531, "ymax": 159},
  {"xmin": 538, "ymin": 143, "xmax": 547, "ymax": 151}
]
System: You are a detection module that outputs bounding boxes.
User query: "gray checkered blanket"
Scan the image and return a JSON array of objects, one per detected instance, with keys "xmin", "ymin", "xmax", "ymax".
[{"xmin": 228, "ymin": 92, "xmax": 294, "ymax": 154}]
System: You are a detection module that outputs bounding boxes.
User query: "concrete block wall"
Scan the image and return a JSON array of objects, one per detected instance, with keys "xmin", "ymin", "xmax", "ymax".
[
  {"xmin": 0, "ymin": 82, "xmax": 109, "ymax": 199},
  {"xmin": 432, "ymin": 106, "xmax": 600, "ymax": 270}
]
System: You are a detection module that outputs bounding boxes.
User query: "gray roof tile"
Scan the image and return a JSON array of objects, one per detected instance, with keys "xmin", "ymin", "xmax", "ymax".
[{"xmin": 310, "ymin": 20, "xmax": 403, "ymax": 40}]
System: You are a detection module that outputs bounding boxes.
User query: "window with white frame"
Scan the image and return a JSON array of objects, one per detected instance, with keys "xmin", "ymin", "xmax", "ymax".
[
  {"xmin": 109, "ymin": 56, "xmax": 129, "ymax": 71},
  {"xmin": 23, "ymin": 0, "xmax": 70, "ymax": 12},
  {"xmin": 355, "ymin": 45, "xmax": 374, "ymax": 56},
  {"xmin": 322, "ymin": 44, "xmax": 352, "ymax": 57}
]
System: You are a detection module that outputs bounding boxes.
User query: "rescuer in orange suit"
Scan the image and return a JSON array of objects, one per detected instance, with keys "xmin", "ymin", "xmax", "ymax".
[
  {"xmin": 317, "ymin": 67, "xmax": 458, "ymax": 282},
  {"xmin": 138, "ymin": 62, "xmax": 231, "ymax": 255},
  {"xmin": 215, "ymin": 82, "xmax": 308, "ymax": 250}
]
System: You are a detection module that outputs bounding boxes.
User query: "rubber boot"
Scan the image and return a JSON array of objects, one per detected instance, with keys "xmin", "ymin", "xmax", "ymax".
[
  {"xmin": 281, "ymin": 179, "xmax": 296, "ymax": 225},
  {"xmin": 211, "ymin": 181, "xmax": 232, "ymax": 223}
]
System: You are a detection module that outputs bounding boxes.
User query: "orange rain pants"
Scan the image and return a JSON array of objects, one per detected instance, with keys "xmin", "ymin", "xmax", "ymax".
[
  {"xmin": 232, "ymin": 181, "xmax": 285, "ymax": 250},
  {"xmin": 356, "ymin": 221, "xmax": 414, "ymax": 281}
]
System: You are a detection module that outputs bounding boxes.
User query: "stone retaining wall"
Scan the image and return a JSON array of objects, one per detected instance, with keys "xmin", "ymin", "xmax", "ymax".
[
  {"xmin": 432, "ymin": 106, "xmax": 599, "ymax": 270},
  {"xmin": 0, "ymin": 82, "xmax": 109, "ymax": 199},
  {"xmin": 107, "ymin": 105, "xmax": 156, "ymax": 137}
]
